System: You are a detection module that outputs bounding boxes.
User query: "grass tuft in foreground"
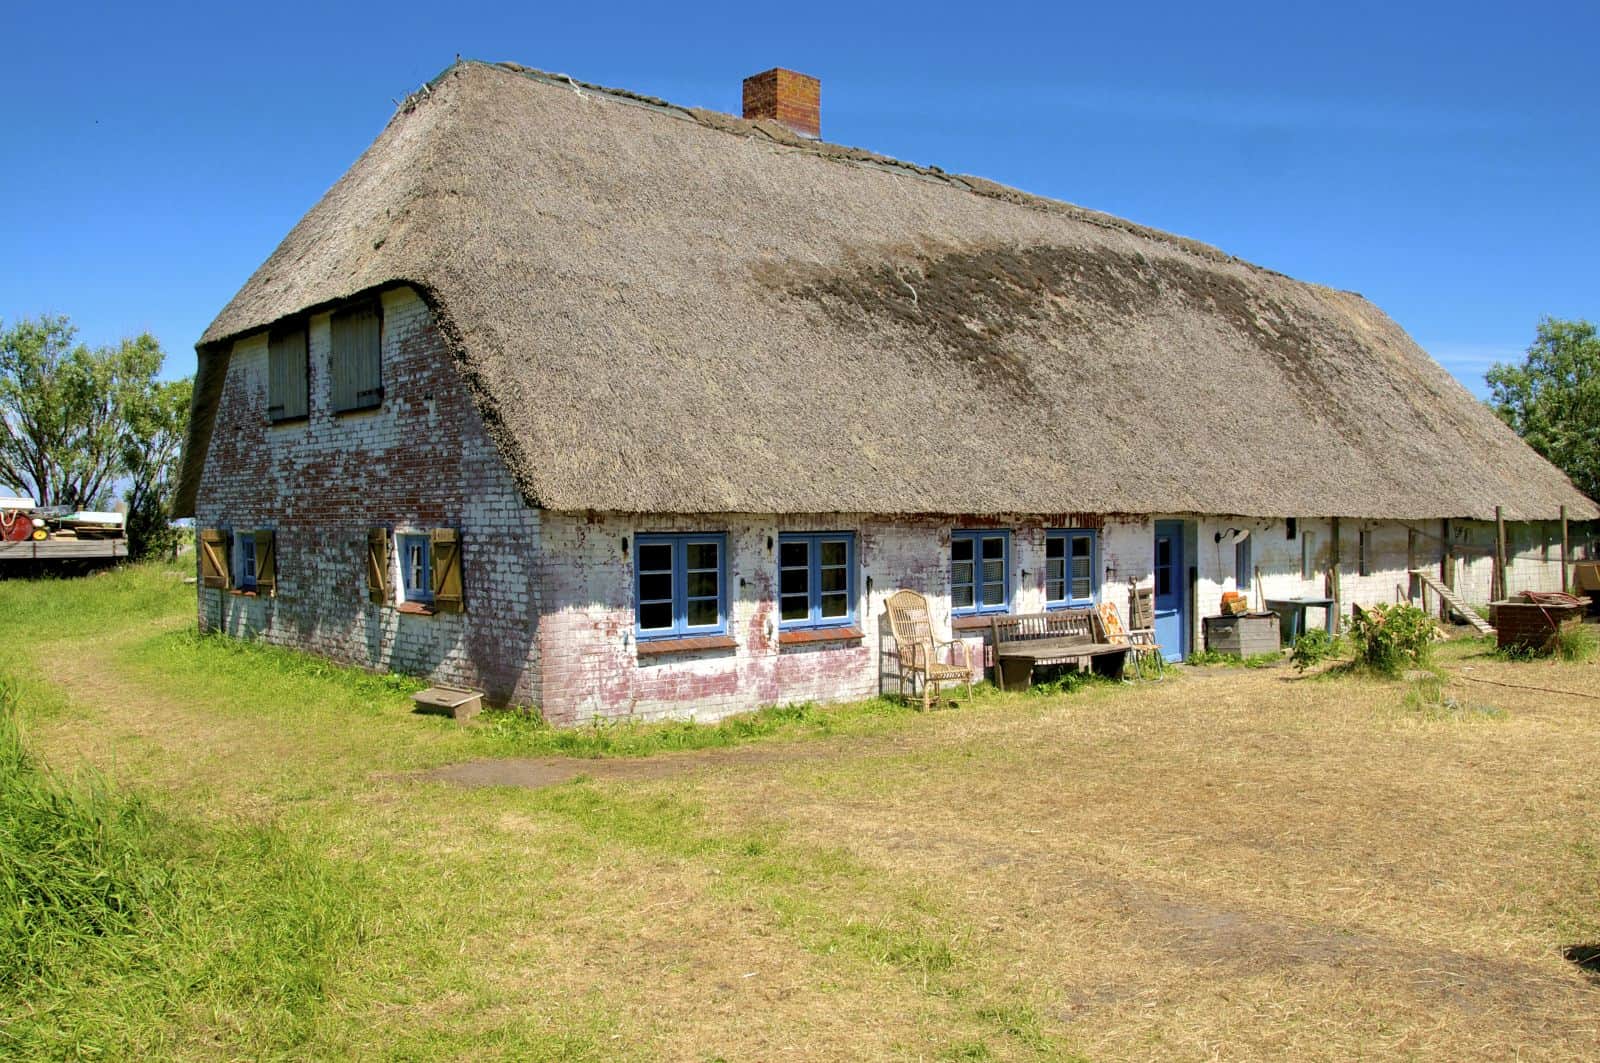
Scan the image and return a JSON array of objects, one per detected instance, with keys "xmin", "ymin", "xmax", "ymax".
[
  {"xmin": 0, "ymin": 675, "xmax": 164, "ymax": 988},
  {"xmin": 0, "ymin": 668, "xmax": 370, "ymax": 1059}
]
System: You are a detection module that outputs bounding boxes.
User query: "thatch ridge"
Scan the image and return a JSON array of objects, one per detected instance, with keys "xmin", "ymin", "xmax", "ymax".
[{"xmin": 177, "ymin": 60, "xmax": 1598, "ymax": 521}]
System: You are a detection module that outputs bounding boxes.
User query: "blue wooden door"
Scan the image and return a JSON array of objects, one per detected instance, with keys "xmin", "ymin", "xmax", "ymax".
[{"xmin": 1153, "ymin": 522, "xmax": 1186, "ymax": 661}]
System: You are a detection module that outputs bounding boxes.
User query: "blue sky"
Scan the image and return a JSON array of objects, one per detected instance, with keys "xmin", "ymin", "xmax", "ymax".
[{"xmin": 4, "ymin": 1, "xmax": 1595, "ymax": 395}]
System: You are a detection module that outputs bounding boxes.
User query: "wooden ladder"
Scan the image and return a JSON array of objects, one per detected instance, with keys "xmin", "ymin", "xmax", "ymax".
[{"xmin": 1409, "ymin": 569, "xmax": 1495, "ymax": 635}]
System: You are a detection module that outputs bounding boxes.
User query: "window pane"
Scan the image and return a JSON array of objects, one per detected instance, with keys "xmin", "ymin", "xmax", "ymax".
[
  {"xmin": 1071, "ymin": 556, "xmax": 1090, "ymax": 581},
  {"xmin": 819, "ymin": 539, "xmax": 847, "ymax": 567},
  {"xmin": 952, "ymin": 584, "xmax": 974, "ymax": 609},
  {"xmin": 981, "ymin": 559, "xmax": 1004, "ymax": 585},
  {"xmin": 638, "ymin": 543, "xmax": 672, "ymax": 572},
  {"xmin": 686, "ymin": 598, "xmax": 719, "ymax": 627},
  {"xmin": 981, "ymin": 536, "xmax": 1004, "ymax": 560},
  {"xmin": 1071, "ymin": 536, "xmax": 1091, "ymax": 559},
  {"xmin": 820, "ymin": 593, "xmax": 848, "ymax": 619},
  {"xmin": 1046, "ymin": 537, "xmax": 1064, "ymax": 560},
  {"xmin": 982, "ymin": 579, "xmax": 1005, "ymax": 607},
  {"xmin": 639, "ymin": 601, "xmax": 673, "ymax": 630},
  {"xmin": 687, "ymin": 571, "xmax": 719, "ymax": 599},
  {"xmin": 779, "ymin": 565, "xmax": 808, "ymax": 597},
  {"xmin": 951, "ymin": 539, "xmax": 973, "ymax": 562},
  {"xmin": 1047, "ymin": 579, "xmax": 1064, "ymax": 601},
  {"xmin": 1072, "ymin": 576, "xmax": 1092, "ymax": 600},
  {"xmin": 1157, "ymin": 568, "xmax": 1171, "ymax": 597},
  {"xmin": 1047, "ymin": 558, "xmax": 1064, "ymax": 584},
  {"xmin": 686, "ymin": 542, "xmax": 719, "ymax": 570},
  {"xmin": 781, "ymin": 594, "xmax": 810, "ymax": 621},
  {"xmin": 780, "ymin": 540, "xmax": 808, "ymax": 568},
  {"xmin": 639, "ymin": 572, "xmax": 672, "ymax": 602},
  {"xmin": 952, "ymin": 560, "xmax": 973, "ymax": 589},
  {"xmin": 820, "ymin": 566, "xmax": 846, "ymax": 593}
]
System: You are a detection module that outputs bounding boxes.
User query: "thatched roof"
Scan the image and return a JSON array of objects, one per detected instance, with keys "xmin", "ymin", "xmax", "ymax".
[{"xmin": 176, "ymin": 60, "xmax": 1598, "ymax": 521}]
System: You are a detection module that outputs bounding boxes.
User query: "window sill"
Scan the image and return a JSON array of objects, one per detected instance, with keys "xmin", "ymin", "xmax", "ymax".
[
  {"xmin": 228, "ymin": 589, "xmax": 258, "ymax": 598},
  {"xmin": 951, "ymin": 614, "xmax": 1010, "ymax": 631},
  {"xmin": 267, "ymin": 414, "xmax": 309, "ymax": 427},
  {"xmin": 636, "ymin": 635, "xmax": 736, "ymax": 656},
  {"xmin": 332, "ymin": 403, "xmax": 382, "ymax": 417},
  {"xmin": 778, "ymin": 626, "xmax": 864, "ymax": 646},
  {"xmin": 397, "ymin": 601, "xmax": 437, "ymax": 616}
]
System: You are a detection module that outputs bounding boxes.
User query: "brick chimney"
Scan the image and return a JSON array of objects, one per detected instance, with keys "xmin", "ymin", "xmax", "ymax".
[{"xmin": 742, "ymin": 68, "xmax": 821, "ymax": 139}]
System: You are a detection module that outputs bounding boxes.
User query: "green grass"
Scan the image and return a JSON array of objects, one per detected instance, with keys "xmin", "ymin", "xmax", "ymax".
[
  {"xmin": 0, "ymin": 672, "xmax": 370, "ymax": 1058},
  {"xmin": 473, "ymin": 696, "xmax": 921, "ymax": 758},
  {"xmin": 1185, "ymin": 649, "xmax": 1283, "ymax": 668},
  {"xmin": 1399, "ymin": 674, "xmax": 1506, "ymax": 721}
]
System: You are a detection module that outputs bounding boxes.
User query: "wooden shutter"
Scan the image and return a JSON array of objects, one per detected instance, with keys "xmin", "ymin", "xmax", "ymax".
[
  {"xmin": 267, "ymin": 325, "xmax": 308, "ymax": 421},
  {"xmin": 199, "ymin": 529, "xmax": 230, "ymax": 589},
  {"xmin": 366, "ymin": 529, "xmax": 390, "ymax": 604},
  {"xmin": 254, "ymin": 530, "xmax": 277, "ymax": 598},
  {"xmin": 431, "ymin": 528, "xmax": 463, "ymax": 613},
  {"xmin": 331, "ymin": 302, "xmax": 382, "ymax": 412}
]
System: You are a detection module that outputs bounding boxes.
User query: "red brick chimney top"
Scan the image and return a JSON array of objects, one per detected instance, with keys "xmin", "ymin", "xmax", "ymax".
[{"xmin": 742, "ymin": 68, "xmax": 820, "ymax": 140}]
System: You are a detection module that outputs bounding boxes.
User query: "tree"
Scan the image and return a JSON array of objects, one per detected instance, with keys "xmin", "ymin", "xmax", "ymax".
[
  {"xmin": 0, "ymin": 315, "xmax": 192, "ymax": 560},
  {"xmin": 1487, "ymin": 317, "xmax": 1600, "ymax": 502},
  {"xmin": 0, "ymin": 316, "xmax": 164, "ymax": 509},
  {"xmin": 122, "ymin": 376, "xmax": 193, "ymax": 561}
]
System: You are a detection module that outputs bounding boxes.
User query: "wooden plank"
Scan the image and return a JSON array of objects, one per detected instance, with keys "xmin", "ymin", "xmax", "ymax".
[
  {"xmin": 1327, "ymin": 517, "xmax": 1342, "ymax": 635},
  {"xmin": 1410, "ymin": 569, "xmax": 1494, "ymax": 635}
]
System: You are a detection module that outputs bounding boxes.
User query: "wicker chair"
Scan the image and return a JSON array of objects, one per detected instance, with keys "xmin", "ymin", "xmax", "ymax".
[
  {"xmin": 884, "ymin": 588, "xmax": 974, "ymax": 710},
  {"xmin": 1096, "ymin": 583, "xmax": 1165, "ymax": 679}
]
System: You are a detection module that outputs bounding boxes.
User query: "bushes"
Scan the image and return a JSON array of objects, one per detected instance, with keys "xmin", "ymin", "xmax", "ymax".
[
  {"xmin": 1290, "ymin": 628, "xmax": 1341, "ymax": 672},
  {"xmin": 1347, "ymin": 603, "xmax": 1437, "ymax": 676}
]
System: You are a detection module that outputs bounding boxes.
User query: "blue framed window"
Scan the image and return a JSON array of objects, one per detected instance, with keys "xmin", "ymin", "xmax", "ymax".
[
  {"xmin": 1046, "ymin": 529, "xmax": 1096, "ymax": 607},
  {"xmin": 778, "ymin": 533, "xmax": 856, "ymax": 629},
  {"xmin": 234, "ymin": 531, "xmax": 256, "ymax": 591},
  {"xmin": 635, "ymin": 533, "xmax": 728, "ymax": 638},
  {"xmin": 951, "ymin": 530, "xmax": 1010, "ymax": 616},
  {"xmin": 399, "ymin": 533, "xmax": 432, "ymax": 604}
]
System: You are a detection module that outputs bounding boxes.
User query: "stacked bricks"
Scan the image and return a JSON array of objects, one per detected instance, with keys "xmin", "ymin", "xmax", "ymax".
[{"xmin": 742, "ymin": 69, "xmax": 821, "ymax": 139}]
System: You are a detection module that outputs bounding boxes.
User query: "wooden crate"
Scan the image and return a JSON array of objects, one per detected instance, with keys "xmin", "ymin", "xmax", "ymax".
[{"xmin": 1203, "ymin": 613, "xmax": 1281, "ymax": 657}]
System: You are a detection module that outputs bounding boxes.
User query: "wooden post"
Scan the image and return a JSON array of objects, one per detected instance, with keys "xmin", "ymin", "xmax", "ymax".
[
  {"xmin": 1561, "ymin": 505, "xmax": 1570, "ymax": 594},
  {"xmin": 1495, "ymin": 506, "xmax": 1508, "ymax": 601},
  {"xmin": 1407, "ymin": 527, "xmax": 1418, "ymax": 604},
  {"xmin": 1327, "ymin": 517, "xmax": 1342, "ymax": 634},
  {"xmin": 1440, "ymin": 518, "xmax": 1453, "ymax": 622}
]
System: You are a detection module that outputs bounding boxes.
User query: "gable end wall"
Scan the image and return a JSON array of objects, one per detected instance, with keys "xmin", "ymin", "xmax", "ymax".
[{"xmin": 194, "ymin": 285, "xmax": 540, "ymax": 704}]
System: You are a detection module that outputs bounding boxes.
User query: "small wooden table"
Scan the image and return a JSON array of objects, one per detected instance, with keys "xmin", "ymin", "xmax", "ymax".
[{"xmin": 1264, "ymin": 596, "xmax": 1336, "ymax": 642}]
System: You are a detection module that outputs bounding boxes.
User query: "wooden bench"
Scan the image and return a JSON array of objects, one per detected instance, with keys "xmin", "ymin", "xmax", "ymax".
[{"xmin": 990, "ymin": 610, "xmax": 1129, "ymax": 691}]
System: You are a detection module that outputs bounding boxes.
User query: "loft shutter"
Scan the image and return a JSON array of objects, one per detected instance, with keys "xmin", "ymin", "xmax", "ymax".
[
  {"xmin": 431, "ymin": 528, "xmax": 463, "ymax": 613},
  {"xmin": 254, "ymin": 530, "xmax": 277, "ymax": 597},
  {"xmin": 366, "ymin": 528, "xmax": 390, "ymax": 604},
  {"xmin": 267, "ymin": 325, "xmax": 309, "ymax": 421},
  {"xmin": 199, "ymin": 529, "xmax": 230, "ymax": 589},
  {"xmin": 331, "ymin": 302, "xmax": 382, "ymax": 413}
]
